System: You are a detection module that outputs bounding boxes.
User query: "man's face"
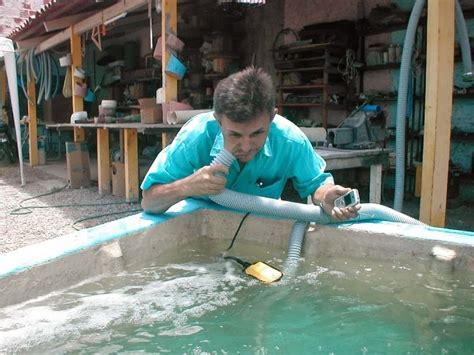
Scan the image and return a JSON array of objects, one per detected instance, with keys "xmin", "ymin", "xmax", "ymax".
[{"xmin": 218, "ymin": 113, "xmax": 272, "ymax": 163}]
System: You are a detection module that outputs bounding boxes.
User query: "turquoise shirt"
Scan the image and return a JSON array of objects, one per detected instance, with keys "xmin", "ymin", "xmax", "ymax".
[{"xmin": 141, "ymin": 112, "xmax": 333, "ymax": 199}]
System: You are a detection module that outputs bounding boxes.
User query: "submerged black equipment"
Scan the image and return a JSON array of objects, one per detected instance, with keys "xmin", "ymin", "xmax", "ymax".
[{"xmin": 224, "ymin": 256, "xmax": 283, "ymax": 284}]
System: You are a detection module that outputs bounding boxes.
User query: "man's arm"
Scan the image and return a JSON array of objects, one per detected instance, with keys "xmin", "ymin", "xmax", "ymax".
[
  {"xmin": 312, "ymin": 183, "xmax": 360, "ymax": 221},
  {"xmin": 141, "ymin": 164, "xmax": 229, "ymax": 214}
]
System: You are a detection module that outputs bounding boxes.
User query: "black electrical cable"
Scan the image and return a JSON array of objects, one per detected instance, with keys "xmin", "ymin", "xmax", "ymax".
[
  {"xmin": 225, "ymin": 212, "xmax": 250, "ymax": 251},
  {"xmin": 9, "ymin": 183, "xmax": 141, "ymax": 231},
  {"xmin": 9, "ymin": 184, "xmax": 138, "ymax": 215},
  {"xmin": 72, "ymin": 208, "xmax": 143, "ymax": 230},
  {"xmin": 223, "ymin": 255, "xmax": 250, "ymax": 268}
]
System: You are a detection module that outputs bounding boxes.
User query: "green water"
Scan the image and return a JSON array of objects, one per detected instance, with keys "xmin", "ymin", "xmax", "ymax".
[{"xmin": 1, "ymin": 238, "xmax": 473, "ymax": 354}]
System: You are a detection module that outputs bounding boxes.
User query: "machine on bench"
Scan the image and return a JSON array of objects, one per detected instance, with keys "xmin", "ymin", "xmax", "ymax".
[{"xmin": 326, "ymin": 104, "xmax": 385, "ymax": 150}]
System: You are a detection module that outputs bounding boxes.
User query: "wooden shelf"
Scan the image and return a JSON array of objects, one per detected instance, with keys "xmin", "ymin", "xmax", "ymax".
[
  {"xmin": 274, "ymin": 55, "xmax": 326, "ymax": 66},
  {"xmin": 451, "ymin": 131, "xmax": 474, "ymax": 140},
  {"xmin": 277, "ymin": 103, "xmax": 323, "ymax": 108},
  {"xmin": 277, "ymin": 84, "xmax": 327, "ymax": 90},
  {"xmin": 275, "ymin": 41, "xmax": 351, "ymax": 128},
  {"xmin": 453, "ymin": 93, "xmax": 474, "ymax": 99},
  {"xmin": 277, "ymin": 103, "xmax": 346, "ymax": 109},
  {"xmin": 277, "ymin": 42, "xmax": 343, "ymax": 54},
  {"xmin": 361, "ymin": 63, "xmax": 401, "ymax": 71},
  {"xmin": 276, "ymin": 66, "xmax": 328, "ymax": 73}
]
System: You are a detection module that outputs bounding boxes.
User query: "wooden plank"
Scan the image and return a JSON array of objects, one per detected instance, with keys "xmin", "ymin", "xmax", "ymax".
[
  {"xmin": 27, "ymin": 81, "xmax": 39, "ymax": 166},
  {"xmin": 369, "ymin": 164, "xmax": 382, "ymax": 203},
  {"xmin": 34, "ymin": 0, "xmax": 148, "ymax": 53},
  {"xmin": 420, "ymin": 0, "xmax": 455, "ymax": 227},
  {"xmin": 124, "ymin": 128, "xmax": 139, "ymax": 202},
  {"xmin": 35, "ymin": 27, "xmax": 71, "ymax": 54},
  {"xmin": 97, "ymin": 128, "xmax": 111, "ymax": 195},
  {"xmin": 17, "ymin": 35, "xmax": 52, "ymax": 49},
  {"xmin": 162, "ymin": 0, "xmax": 178, "ymax": 102},
  {"xmin": 70, "ymin": 26, "xmax": 85, "ymax": 142},
  {"xmin": 74, "ymin": 0, "xmax": 148, "ymax": 34},
  {"xmin": 161, "ymin": 131, "xmax": 177, "ymax": 149},
  {"xmin": 43, "ymin": 11, "xmax": 96, "ymax": 32},
  {"xmin": 161, "ymin": 0, "xmax": 178, "ymax": 147}
]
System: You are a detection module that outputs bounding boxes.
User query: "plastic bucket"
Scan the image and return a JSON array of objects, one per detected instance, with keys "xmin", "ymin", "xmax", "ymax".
[{"xmin": 165, "ymin": 55, "xmax": 187, "ymax": 79}]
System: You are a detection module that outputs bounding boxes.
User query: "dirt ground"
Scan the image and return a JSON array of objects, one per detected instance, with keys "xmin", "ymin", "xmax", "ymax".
[
  {"xmin": 0, "ymin": 162, "xmax": 141, "ymax": 254},
  {"xmin": 1, "ymin": 161, "xmax": 473, "ymax": 255}
]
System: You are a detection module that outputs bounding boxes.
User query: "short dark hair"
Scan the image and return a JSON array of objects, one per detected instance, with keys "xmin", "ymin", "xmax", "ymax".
[{"xmin": 213, "ymin": 66, "xmax": 275, "ymax": 123}]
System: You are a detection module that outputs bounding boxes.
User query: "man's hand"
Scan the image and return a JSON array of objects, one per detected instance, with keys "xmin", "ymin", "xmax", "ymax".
[
  {"xmin": 185, "ymin": 164, "xmax": 229, "ymax": 197},
  {"xmin": 314, "ymin": 184, "xmax": 361, "ymax": 221}
]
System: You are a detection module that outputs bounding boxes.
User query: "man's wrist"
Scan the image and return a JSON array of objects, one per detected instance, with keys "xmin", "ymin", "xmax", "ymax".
[{"xmin": 314, "ymin": 183, "xmax": 333, "ymax": 208}]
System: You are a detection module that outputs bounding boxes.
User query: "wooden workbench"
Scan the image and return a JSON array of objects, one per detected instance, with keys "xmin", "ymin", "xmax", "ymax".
[
  {"xmin": 315, "ymin": 147, "xmax": 389, "ymax": 203},
  {"xmin": 46, "ymin": 122, "xmax": 183, "ymax": 133},
  {"xmin": 46, "ymin": 122, "xmax": 183, "ymax": 202}
]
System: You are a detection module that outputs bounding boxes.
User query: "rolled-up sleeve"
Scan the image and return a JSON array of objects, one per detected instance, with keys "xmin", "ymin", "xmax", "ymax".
[{"xmin": 140, "ymin": 142, "xmax": 195, "ymax": 191}]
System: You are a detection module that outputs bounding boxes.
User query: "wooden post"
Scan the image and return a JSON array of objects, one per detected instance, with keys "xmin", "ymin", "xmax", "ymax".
[
  {"xmin": 124, "ymin": 128, "xmax": 138, "ymax": 202},
  {"xmin": 27, "ymin": 81, "xmax": 39, "ymax": 166},
  {"xmin": 97, "ymin": 128, "xmax": 110, "ymax": 195},
  {"xmin": 369, "ymin": 164, "xmax": 382, "ymax": 203},
  {"xmin": 70, "ymin": 26, "xmax": 85, "ymax": 142},
  {"xmin": 161, "ymin": 0, "xmax": 178, "ymax": 148},
  {"xmin": 420, "ymin": 0, "xmax": 455, "ymax": 227}
]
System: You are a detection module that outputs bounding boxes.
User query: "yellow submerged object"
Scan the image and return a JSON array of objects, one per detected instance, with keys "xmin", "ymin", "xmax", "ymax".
[{"xmin": 244, "ymin": 261, "xmax": 283, "ymax": 284}]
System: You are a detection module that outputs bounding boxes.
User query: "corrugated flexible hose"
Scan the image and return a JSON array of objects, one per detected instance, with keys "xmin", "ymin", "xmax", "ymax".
[{"xmin": 210, "ymin": 149, "xmax": 423, "ymax": 274}]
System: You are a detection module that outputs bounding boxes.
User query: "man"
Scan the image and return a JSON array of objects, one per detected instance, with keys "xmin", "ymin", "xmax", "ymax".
[{"xmin": 141, "ymin": 67, "xmax": 359, "ymax": 220}]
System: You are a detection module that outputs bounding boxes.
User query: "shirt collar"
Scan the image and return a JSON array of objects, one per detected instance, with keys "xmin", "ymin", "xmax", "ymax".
[{"xmin": 210, "ymin": 130, "xmax": 273, "ymax": 158}]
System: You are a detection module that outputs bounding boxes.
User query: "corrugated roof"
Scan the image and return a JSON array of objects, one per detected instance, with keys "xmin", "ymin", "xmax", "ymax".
[{"xmin": 9, "ymin": 0, "xmax": 117, "ymax": 40}]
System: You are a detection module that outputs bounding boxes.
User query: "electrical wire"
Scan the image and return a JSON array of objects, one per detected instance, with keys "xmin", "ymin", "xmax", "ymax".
[
  {"xmin": 9, "ymin": 183, "xmax": 141, "ymax": 233},
  {"xmin": 10, "ymin": 199, "xmax": 139, "ymax": 215},
  {"xmin": 225, "ymin": 212, "xmax": 250, "ymax": 251},
  {"xmin": 223, "ymin": 255, "xmax": 251, "ymax": 268},
  {"xmin": 72, "ymin": 208, "xmax": 143, "ymax": 230}
]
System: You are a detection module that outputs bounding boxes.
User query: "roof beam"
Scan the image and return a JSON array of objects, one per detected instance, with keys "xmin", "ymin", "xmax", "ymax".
[
  {"xmin": 34, "ymin": 0, "xmax": 148, "ymax": 54},
  {"xmin": 43, "ymin": 11, "xmax": 96, "ymax": 32},
  {"xmin": 16, "ymin": 34, "xmax": 53, "ymax": 49},
  {"xmin": 36, "ymin": 27, "xmax": 71, "ymax": 54},
  {"xmin": 74, "ymin": 0, "xmax": 148, "ymax": 34}
]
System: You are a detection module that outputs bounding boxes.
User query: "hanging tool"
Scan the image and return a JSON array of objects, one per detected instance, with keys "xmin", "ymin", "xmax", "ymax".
[{"xmin": 91, "ymin": 26, "xmax": 103, "ymax": 51}]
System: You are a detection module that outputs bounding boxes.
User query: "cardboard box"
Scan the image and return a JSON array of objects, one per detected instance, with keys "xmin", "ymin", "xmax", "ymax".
[
  {"xmin": 111, "ymin": 162, "xmax": 125, "ymax": 197},
  {"xmin": 140, "ymin": 107, "xmax": 162, "ymax": 124},
  {"xmin": 138, "ymin": 98, "xmax": 162, "ymax": 124},
  {"xmin": 65, "ymin": 142, "xmax": 91, "ymax": 188}
]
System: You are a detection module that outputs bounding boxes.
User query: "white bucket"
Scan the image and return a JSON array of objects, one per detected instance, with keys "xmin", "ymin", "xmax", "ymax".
[
  {"xmin": 73, "ymin": 67, "xmax": 85, "ymax": 79},
  {"xmin": 59, "ymin": 54, "xmax": 71, "ymax": 67},
  {"xmin": 70, "ymin": 111, "xmax": 88, "ymax": 124}
]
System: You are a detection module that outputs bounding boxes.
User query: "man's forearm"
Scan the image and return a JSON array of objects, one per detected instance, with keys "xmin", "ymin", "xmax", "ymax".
[{"xmin": 141, "ymin": 178, "xmax": 190, "ymax": 214}]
